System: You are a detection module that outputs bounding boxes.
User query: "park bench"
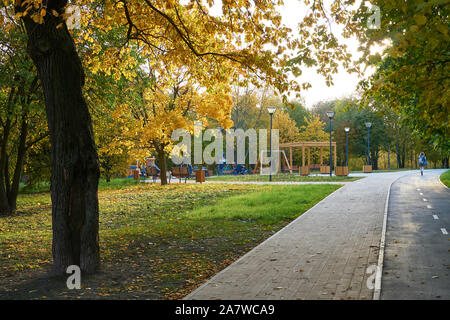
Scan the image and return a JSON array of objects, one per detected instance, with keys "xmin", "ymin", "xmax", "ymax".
[{"xmin": 170, "ymin": 166, "xmax": 191, "ymax": 183}]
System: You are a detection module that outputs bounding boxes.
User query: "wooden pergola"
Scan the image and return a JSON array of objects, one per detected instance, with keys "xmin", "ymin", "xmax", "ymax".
[{"xmin": 279, "ymin": 141, "xmax": 337, "ymax": 172}]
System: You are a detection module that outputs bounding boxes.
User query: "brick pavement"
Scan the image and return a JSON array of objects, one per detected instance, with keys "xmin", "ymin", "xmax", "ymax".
[{"xmin": 185, "ymin": 171, "xmax": 415, "ymax": 300}]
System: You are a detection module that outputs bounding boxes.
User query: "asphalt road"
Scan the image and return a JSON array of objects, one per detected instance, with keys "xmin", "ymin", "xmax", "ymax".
[{"xmin": 381, "ymin": 169, "xmax": 450, "ymax": 299}]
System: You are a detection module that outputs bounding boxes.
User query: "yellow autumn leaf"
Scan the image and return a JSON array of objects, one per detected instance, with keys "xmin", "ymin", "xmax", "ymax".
[
  {"xmin": 414, "ymin": 15, "xmax": 427, "ymax": 26},
  {"xmin": 436, "ymin": 24, "xmax": 448, "ymax": 35},
  {"xmin": 410, "ymin": 25, "xmax": 419, "ymax": 33},
  {"xmin": 31, "ymin": 14, "xmax": 41, "ymax": 23}
]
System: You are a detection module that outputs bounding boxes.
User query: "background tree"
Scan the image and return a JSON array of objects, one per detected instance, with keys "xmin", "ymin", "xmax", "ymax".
[
  {"xmin": 282, "ymin": 100, "xmax": 310, "ymax": 130},
  {"xmin": 0, "ymin": 4, "xmax": 47, "ymax": 215},
  {"xmin": 272, "ymin": 110, "xmax": 301, "ymax": 144},
  {"xmin": 297, "ymin": 115, "xmax": 330, "ymax": 165},
  {"xmin": 311, "ymin": 100, "xmax": 337, "ymax": 124},
  {"xmin": 93, "ymin": 99, "xmax": 131, "ymax": 183},
  {"xmin": 339, "ymin": 104, "xmax": 388, "ymax": 170},
  {"xmin": 230, "ymin": 87, "xmax": 264, "ymax": 131},
  {"xmin": 351, "ymin": 1, "xmax": 449, "ymax": 157},
  {"xmin": 289, "ymin": 1, "xmax": 448, "ymax": 163},
  {"xmin": 83, "ymin": 59, "xmax": 138, "ymax": 183},
  {"xmin": 114, "ymin": 60, "xmax": 234, "ymax": 185}
]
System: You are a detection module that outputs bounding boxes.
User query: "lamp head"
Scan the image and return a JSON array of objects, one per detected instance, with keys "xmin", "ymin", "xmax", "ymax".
[
  {"xmin": 267, "ymin": 107, "xmax": 277, "ymax": 115},
  {"xmin": 344, "ymin": 127, "xmax": 350, "ymax": 133},
  {"xmin": 365, "ymin": 122, "xmax": 372, "ymax": 128},
  {"xmin": 326, "ymin": 111, "xmax": 335, "ymax": 119}
]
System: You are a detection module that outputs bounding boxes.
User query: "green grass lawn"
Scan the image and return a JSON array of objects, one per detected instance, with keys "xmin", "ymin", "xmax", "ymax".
[
  {"xmin": 0, "ymin": 181, "xmax": 340, "ymax": 299},
  {"xmin": 207, "ymin": 173, "xmax": 361, "ymax": 182},
  {"xmin": 440, "ymin": 169, "xmax": 450, "ymax": 187},
  {"xmin": 186, "ymin": 185, "xmax": 334, "ymax": 224}
]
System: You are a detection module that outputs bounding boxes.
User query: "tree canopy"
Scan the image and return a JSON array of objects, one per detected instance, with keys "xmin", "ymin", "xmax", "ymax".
[{"xmin": 2, "ymin": 0, "xmax": 448, "ymax": 275}]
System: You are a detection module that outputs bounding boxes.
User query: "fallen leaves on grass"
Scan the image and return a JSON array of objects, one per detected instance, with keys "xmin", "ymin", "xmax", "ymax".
[{"xmin": 1, "ymin": 182, "xmax": 338, "ymax": 299}]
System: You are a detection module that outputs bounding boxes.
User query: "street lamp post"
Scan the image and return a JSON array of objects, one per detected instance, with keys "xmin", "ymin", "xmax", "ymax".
[
  {"xmin": 345, "ymin": 127, "xmax": 350, "ymax": 168},
  {"xmin": 326, "ymin": 111, "xmax": 335, "ymax": 177},
  {"xmin": 267, "ymin": 107, "xmax": 277, "ymax": 182},
  {"xmin": 365, "ymin": 122, "xmax": 372, "ymax": 165}
]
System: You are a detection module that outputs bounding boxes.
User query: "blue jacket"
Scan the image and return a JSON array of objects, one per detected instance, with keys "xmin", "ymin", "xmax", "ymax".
[{"xmin": 418, "ymin": 155, "xmax": 428, "ymax": 166}]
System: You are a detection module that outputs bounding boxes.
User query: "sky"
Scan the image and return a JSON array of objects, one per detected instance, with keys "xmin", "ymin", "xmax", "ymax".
[
  {"xmin": 277, "ymin": 0, "xmax": 369, "ymax": 109},
  {"xmin": 206, "ymin": 0, "xmax": 375, "ymax": 109}
]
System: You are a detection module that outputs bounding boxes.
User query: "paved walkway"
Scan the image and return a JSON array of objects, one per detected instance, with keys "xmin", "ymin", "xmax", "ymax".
[
  {"xmin": 142, "ymin": 171, "xmax": 368, "ymax": 185},
  {"xmin": 381, "ymin": 169, "xmax": 449, "ymax": 299},
  {"xmin": 144, "ymin": 178, "xmax": 361, "ymax": 185},
  {"xmin": 197, "ymin": 180, "xmax": 351, "ymax": 185},
  {"xmin": 186, "ymin": 170, "xmax": 424, "ymax": 300}
]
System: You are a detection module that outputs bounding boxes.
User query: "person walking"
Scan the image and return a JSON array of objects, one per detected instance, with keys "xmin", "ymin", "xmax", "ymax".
[{"xmin": 418, "ymin": 152, "xmax": 428, "ymax": 176}]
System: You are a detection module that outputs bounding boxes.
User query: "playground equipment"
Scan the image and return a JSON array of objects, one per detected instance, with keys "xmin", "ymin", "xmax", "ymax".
[
  {"xmin": 280, "ymin": 141, "xmax": 337, "ymax": 173},
  {"xmin": 253, "ymin": 150, "xmax": 290, "ymax": 174},
  {"xmin": 253, "ymin": 141, "xmax": 338, "ymax": 175},
  {"xmin": 145, "ymin": 157, "xmax": 157, "ymax": 169}
]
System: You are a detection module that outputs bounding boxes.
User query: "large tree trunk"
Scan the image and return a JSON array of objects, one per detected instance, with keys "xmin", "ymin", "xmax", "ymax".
[
  {"xmin": 0, "ymin": 108, "xmax": 12, "ymax": 216},
  {"xmin": 20, "ymin": 1, "xmax": 100, "ymax": 274},
  {"xmin": 387, "ymin": 144, "xmax": 391, "ymax": 170},
  {"xmin": 442, "ymin": 157, "xmax": 449, "ymax": 169},
  {"xmin": 0, "ymin": 78, "xmax": 37, "ymax": 215},
  {"xmin": 371, "ymin": 150, "xmax": 379, "ymax": 170},
  {"xmin": 157, "ymin": 149, "xmax": 168, "ymax": 185},
  {"xmin": 6, "ymin": 112, "xmax": 28, "ymax": 213},
  {"xmin": 401, "ymin": 143, "xmax": 406, "ymax": 168},
  {"xmin": 414, "ymin": 152, "xmax": 417, "ymax": 169},
  {"xmin": 395, "ymin": 135, "xmax": 400, "ymax": 169}
]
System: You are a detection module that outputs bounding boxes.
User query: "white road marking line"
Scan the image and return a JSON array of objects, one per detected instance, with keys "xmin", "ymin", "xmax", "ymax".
[
  {"xmin": 419, "ymin": 192, "xmax": 423, "ymax": 196},
  {"xmin": 427, "ymin": 205, "xmax": 432, "ymax": 209},
  {"xmin": 373, "ymin": 174, "xmax": 404, "ymax": 300},
  {"xmin": 433, "ymin": 215, "xmax": 439, "ymax": 220},
  {"xmin": 417, "ymin": 188, "xmax": 421, "ymax": 191},
  {"xmin": 423, "ymin": 198, "xmax": 428, "ymax": 202},
  {"xmin": 441, "ymin": 228, "xmax": 448, "ymax": 235}
]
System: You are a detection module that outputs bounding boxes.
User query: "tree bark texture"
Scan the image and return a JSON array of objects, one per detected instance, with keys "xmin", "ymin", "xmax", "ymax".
[
  {"xmin": 157, "ymin": 149, "xmax": 168, "ymax": 185},
  {"xmin": 20, "ymin": 0, "xmax": 100, "ymax": 273}
]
